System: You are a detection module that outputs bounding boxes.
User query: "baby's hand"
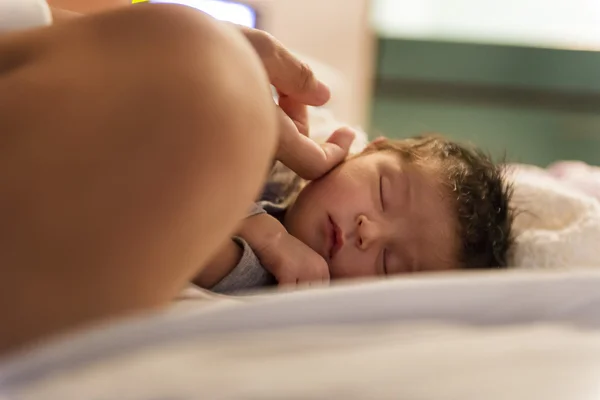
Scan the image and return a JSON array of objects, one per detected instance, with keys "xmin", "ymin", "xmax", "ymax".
[
  {"xmin": 258, "ymin": 232, "xmax": 330, "ymax": 286},
  {"xmin": 239, "ymin": 213, "xmax": 330, "ymax": 286}
]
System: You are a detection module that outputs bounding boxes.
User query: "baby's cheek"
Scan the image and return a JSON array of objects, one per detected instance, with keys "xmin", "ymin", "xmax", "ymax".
[{"xmin": 319, "ymin": 169, "xmax": 364, "ymax": 196}]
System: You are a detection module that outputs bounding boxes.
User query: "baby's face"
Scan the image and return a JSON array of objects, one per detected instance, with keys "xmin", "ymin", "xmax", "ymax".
[{"xmin": 284, "ymin": 148, "xmax": 460, "ymax": 279}]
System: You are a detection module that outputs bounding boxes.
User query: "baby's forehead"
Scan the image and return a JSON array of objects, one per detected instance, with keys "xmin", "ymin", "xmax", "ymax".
[
  {"xmin": 370, "ymin": 149, "xmax": 447, "ymax": 182},
  {"xmin": 384, "ymin": 152, "xmax": 462, "ymax": 260},
  {"xmin": 360, "ymin": 150, "xmax": 462, "ymax": 270}
]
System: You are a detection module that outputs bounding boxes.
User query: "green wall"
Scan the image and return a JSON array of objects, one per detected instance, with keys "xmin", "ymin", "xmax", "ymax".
[{"xmin": 370, "ymin": 39, "xmax": 600, "ymax": 166}]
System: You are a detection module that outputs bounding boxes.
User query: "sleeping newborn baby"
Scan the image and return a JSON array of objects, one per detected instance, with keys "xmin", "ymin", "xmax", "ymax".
[{"xmin": 194, "ymin": 133, "xmax": 515, "ymax": 293}]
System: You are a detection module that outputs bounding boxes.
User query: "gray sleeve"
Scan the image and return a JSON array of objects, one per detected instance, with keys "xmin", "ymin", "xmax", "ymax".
[
  {"xmin": 210, "ymin": 237, "xmax": 276, "ymax": 294},
  {"xmin": 208, "ymin": 203, "xmax": 275, "ymax": 294}
]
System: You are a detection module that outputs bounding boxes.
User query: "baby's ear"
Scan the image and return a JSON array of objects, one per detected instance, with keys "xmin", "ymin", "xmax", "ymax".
[{"xmin": 366, "ymin": 136, "xmax": 386, "ymax": 150}]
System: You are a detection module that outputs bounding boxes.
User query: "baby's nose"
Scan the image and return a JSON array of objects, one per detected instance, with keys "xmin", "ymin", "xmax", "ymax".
[{"xmin": 356, "ymin": 215, "xmax": 384, "ymax": 250}]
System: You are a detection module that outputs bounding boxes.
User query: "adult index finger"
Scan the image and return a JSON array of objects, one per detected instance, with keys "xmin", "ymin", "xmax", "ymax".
[
  {"xmin": 257, "ymin": 32, "xmax": 330, "ymax": 106},
  {"xmin": 277, "ymin": 109, "xmax": 355, "ymax": 180},
  {"xmin": 278, "ymin": 92, "xmax": 309, "ymax": 136}
]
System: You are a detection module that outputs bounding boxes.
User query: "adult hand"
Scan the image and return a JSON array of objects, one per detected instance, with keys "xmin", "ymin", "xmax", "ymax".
[{"xmin": 238, "ymin": 26, "xmax": 355, "ymax": 180}]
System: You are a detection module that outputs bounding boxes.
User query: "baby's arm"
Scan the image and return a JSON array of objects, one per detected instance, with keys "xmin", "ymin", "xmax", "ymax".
[
  {"xmin": 194, "ymin": 212, "xmax": 329, "ymax": 290},
  {"xmin": 193, "ymin": 204, "xmax": 269, "ymax": 288},
  {"xmin": 192, "ymin": 239, "xmax": 243, "ymax": 288},
  {"xmin": 194, "ymin": 212, "xmax": 284, "ymax": 289},
  {"xmin": 239, "ymin": 214, "xmax": 329, "ymax": 285},
  {"xmin": 237, "ymin": 213, "xmax": 330, "ymax": 286}
]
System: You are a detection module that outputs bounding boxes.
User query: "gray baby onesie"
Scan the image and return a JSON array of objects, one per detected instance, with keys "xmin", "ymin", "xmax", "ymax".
[{"xmin": 210, "ymin": 203, "xmax": 278, "ymax": 294}]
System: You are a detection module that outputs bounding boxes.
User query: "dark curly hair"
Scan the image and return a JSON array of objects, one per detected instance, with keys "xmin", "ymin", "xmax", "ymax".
[{"xmin": 364, "ymin": 135, "xmax": 514, "ymax": 268}]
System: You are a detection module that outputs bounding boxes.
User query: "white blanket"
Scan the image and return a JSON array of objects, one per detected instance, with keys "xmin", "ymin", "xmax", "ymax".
[
  {"xmin": 0, "ymin": 0, "xmax": 52, "ymax": 33},
  {"xmin": 4, "ymin": 270, "xmax": 600, "ymax": 400},
  {"xmin": 508, "ymin": 164, "xmax": 600, "ymax": 268}
]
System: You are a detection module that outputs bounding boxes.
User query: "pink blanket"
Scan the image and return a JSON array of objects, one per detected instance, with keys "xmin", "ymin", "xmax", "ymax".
[
  {"xmin": 510, "ymin": 161, "xmax": 600, "ymax": 203},
  {"xmin": 507, "ymin": 161, "xmax": 600, "ymax": 268},
  {"xmin": 545, "ymin": 161, "xmax": 600, "ymax": 202}
]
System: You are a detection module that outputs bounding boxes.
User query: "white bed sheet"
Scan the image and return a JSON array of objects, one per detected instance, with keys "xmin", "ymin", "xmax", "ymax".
[{"xmin": 2, "ymin": 270, "xmax": 600, "ymax": 399}]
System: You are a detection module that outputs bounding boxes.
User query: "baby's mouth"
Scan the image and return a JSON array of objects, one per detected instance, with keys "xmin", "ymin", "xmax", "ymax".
[{"xmin": 328, "ymin": 215, "xmax": 344, "ymax": 261}]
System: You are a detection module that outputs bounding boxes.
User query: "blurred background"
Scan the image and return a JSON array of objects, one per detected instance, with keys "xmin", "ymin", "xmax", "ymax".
[
  {"xmin": 370, "ymin": 0, "xmax": 600, "ymax": 167},
  {"xmin": 51, "ymin": 0, "xmax": 600, "ymax": 166},
  {"xmin": 247, "ymin": 0, "xmax": 600, "ymax": 166}
]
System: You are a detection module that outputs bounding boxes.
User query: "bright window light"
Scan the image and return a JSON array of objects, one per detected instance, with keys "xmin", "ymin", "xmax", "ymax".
[{"xmin": 150, "ymin": 0, "xmax": 257, "ymax": 28}]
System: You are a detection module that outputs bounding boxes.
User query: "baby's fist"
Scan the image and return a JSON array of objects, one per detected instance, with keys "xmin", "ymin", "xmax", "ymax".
[{"xmin": 259, "ymin": 232, "xmax": 330, "ymax": 287}]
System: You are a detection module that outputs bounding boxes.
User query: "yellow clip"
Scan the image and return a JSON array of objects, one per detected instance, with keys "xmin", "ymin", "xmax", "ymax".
[{"xmin": 132, "ymin": 0, "xmax": 149, "ymax": 3}]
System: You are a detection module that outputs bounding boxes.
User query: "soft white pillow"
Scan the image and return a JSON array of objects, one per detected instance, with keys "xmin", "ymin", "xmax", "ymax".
[
  {"xmin": 508, "ymin": 165, "xmax": 600, "ymax": 268},
  {"xmin": 0, "ymin": 0, "xmax": 52, "ymax": 33}
]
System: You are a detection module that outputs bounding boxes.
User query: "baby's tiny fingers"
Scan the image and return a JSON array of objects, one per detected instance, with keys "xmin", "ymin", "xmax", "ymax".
[{"xmin": 276, "ymin": 273, "xmax": 297, "ymax": 286}]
